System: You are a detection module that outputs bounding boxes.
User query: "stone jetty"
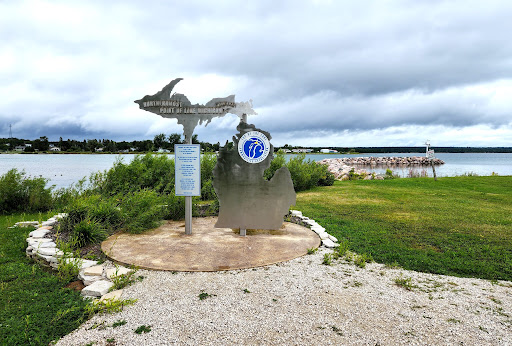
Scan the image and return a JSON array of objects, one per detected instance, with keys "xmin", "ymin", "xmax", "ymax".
[
  {"xmin": 319, "ymin": 156, "xmax": 444, "ymax": 166},
  {"xmin": 318, "ymin": 156, "xmax": 444, "ymax": 181}
]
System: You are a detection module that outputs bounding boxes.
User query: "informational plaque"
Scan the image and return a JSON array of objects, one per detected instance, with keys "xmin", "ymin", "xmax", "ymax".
[
  {"xmin": 427, "ymin": 149, "xmax": 435, "ymax": 159},
  {"xmin": 175, "ymin": 144, "xmax": 201, "ymax": 196}
]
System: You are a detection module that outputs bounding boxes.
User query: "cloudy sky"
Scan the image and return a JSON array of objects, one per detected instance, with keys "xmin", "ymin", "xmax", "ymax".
[{"xmin": 1, "ymin": 0, "xmax": 511, "ymax": 147}]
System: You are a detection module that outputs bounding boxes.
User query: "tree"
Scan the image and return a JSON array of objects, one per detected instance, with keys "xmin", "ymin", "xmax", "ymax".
[
  {"xmin": 168, "ymin": 133, "xmax": 181, "ymax": 149},
  {"xmin": 153, "ymin": 133, "xmax": 167, "ymax": 150}
]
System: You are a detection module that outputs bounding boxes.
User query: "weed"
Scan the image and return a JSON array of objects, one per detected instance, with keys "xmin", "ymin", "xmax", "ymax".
[
  {"xmin": 109, "ymin": 267, "xmax": 142, "ymax": 291},
  {"xmin": 85, "ymin": 298, "xmax": 138, "ymax": 317},
  {"xmin": 394, "ymin": 275, "xmax": 416, "ymax": 291},
  {"xmin": 134, "ymin": 325, "xmax": 151, "ymax": 334},
  {"xmin": 354, "ymin": 253, "xmax": 373, "ymax": 268},
  {"xmin": 106, "ymin": 338, "xmax": 115, "ymax": 345},
  {"xmin": 243, "ymin": 289, "xmax": 251, "ymax": 293},
  {"xmin": 56, "ymin": 250, "xmax": 83, "ymax": 284},
  {"xmin": 479, "ymin": 325, "xmax": 489, "ymax": 333},
  {"xmin": 322, "ymin": 253, "xmax": 332, "ymax": 265},
  {"xmin": 332, "ymin": 240, "xmax": 349, "ymax": 259},
  {"xmin": 272, "ymin": 298, "xmax": 277, "ymax": 302},
  {"xmin": 331, "ymin": 325, "xmax": 343, "ymax": 336},
  {"xmin": 447, "ymin": 318, "xmax": 461, "ymax": 323},
  {"xmin": 490, "ymin": 297, "xmax": 502, "ymax": 305},
  {"xmin": 385, "ymin": 261, "xmax": 401, "ymax": 269},
  {"xmin": 307, "ymin": 247, "xmax": 318, "ymax": 255},
  {"xmin": 112, "ymin": 319, "xmax": 127, "ymax": 328},
  {"xmin": 199, "ymin": 292, "xmax": 215, "ymax": 300}
]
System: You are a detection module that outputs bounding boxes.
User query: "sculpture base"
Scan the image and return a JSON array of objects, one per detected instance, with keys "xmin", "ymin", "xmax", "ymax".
[{"xmin": 101, "ymin": 217, "xmax": 320, "ymax": 272}]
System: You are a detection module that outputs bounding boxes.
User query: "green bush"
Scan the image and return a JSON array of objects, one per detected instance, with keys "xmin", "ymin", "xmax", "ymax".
[
  {"xmin": 0, "ymin": 169, "xmax": 53, "ymax": 213},
  {"xmin": 264, "ymin": 150, "xmax": 286, "ymax": 180},
  {"xmin": 90, "ymin": 154, "xmax": 175, "ymax": 196},
  {"xmin": 286, "ymin": 154, "xmax": 331, "ymax": 191},
  {"xmin": 71, "ymin": 218, "xmax": 108, "ymax": 247},
  {"xmin": 200, "ymin": 152, "xmax": 217, "ymax": 200},
  {"xmin": 318, "ymin": 170, "xmax": 335, "ymax": 186},
  {"xmin": 163, "ymin": 190, "xmax": 185, "ymax": 220},
  {"xmin": 264, "ymin": 152, "xmax": 334, "ymax": 191},
  {"xmin": 120, "ymin": 190, "xmax": 166, "ymax": 233}
]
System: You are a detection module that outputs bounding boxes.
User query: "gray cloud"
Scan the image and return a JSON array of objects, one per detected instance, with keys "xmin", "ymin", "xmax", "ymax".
[{"xmin": 1, "ymin": 0, "xmax": 511, "ymax": 146}]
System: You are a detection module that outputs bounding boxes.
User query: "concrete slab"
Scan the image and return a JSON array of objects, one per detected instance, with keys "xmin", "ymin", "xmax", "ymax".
[{"xmin": 101, "ymin": 217, "xmax": 320, "ymax": 272}]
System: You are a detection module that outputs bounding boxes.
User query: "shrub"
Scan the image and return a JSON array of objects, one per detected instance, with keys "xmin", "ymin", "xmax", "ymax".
[
  {"xmin": 384, "ymin": 169, "xmax": 397, "ymax": 179},
  {"xmin": 71, "ymin": 218, "xmax": 108, "ymax": 247},
  {"xmin": 286, "ymin": 154, "xmax": 330, "ymax": 191},
  {"xmin": 119, "ymin": 189, "xmax": 166, "ymax": 233},
  {"xmin": 0, "ymin": 169, "xmax": 53, "ymax": 213},
  {"xmin": 90, "ymin": 154, "xmax": 175, "ymax": 196},
  {"xmin": 318, "ymin": 170, "xmax": 335, "ymax": 186},
  {"xmin": 264, "ymin": 150, "xmax": 286, "ymax": 180}
]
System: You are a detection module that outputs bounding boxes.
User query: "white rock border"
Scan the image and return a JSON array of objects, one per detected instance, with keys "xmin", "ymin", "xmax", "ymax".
[
  {"xmin": 289, "ymin": 210, "xmax": 339, "ymax": 248},
  {"xmin": 20, "ymin": 214, "xmax": 132, "ymax": 300},
  {"xmin": 21, "ymin": 210, "xmax": 330, "ymax": 298}
]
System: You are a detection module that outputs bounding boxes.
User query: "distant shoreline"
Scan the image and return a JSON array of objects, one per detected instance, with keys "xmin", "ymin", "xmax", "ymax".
[{"xmin": 2, "ymin": 147, "xmax": 512, "ymax": 155}]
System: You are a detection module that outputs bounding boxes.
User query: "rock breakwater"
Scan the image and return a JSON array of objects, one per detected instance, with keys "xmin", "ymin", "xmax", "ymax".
[
  {"xmin": 320, "ymin": 156, "xmax": 444, "ymax": 166},
  {"xmin": 318, "ymin": 156, "xmax": 444, "ymax": 181}
]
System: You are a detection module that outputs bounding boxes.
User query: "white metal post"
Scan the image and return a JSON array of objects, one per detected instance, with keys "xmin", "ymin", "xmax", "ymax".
[
  {"xmin": 240, "ymin": 114, "xmax": 248, "ymax": 237},
  {"xmin": 185, "ymin": 135, "xmax": 193, "ymax": 235}
]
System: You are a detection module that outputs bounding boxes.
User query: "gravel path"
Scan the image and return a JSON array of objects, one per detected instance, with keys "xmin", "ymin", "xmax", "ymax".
[{"xmin": 57, "ymin": 248, "xmax": 512, "ymax": 345}]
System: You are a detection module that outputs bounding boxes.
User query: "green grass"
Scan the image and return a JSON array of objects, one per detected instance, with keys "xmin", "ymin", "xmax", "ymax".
[
  {"xmin": 0, "ymin": 213, "xmax": 88, "ymax": 345},
  {"xmin": 295, "ymin": 176, "xmax": 512, "ymax": 281}
]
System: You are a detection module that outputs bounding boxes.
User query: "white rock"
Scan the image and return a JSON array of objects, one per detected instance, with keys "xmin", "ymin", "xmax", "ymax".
[
  {"xmin": 311, "ymin": 225, "xmax": 326, "ymax": 233},
  {"xmin": 322, "ymin": 239, "xmax": 337, "ymax": 248},
  {"xmin": 318, "ymin": 232, "xmax": 330, "ymax": 240},
  {"xmin": 16, "ymin": 221, "xmax": 40, "ymax": 228},
  {"xmin": 81, "ymin": 280, "xmax": 114, "ymax": 297},
  {"xmin": 26, "ymin": 246, "xmax": 33, "ymax": 252},
  {"xmin": 80, "ymin": 259, "xmax": 99, "ymax": 269},
  {"xmin": 290, "ymin": 210, "xmax": 303, "ymax": 217},
  {"xmin": 27, "ymin": 237, "xmax": 52, "ymax": 244},
  {"xmin": 100, "ymin": 289, "xmax": 124, "ymax": 301},
  {"xmin": 34, "ymin": 247, "xmax": 56, "ymax": 256},
  {"xmin": 46, "ymin": 256, "xmax": 59, "ymax": 263},
  {"xmin": 106, "ymin": 266, "xmax": 132, "ymax": 279},
  {"xmin": 31, "ymin": 241, "xmax": 56, "ymax": 249},
  {"xmin": 79, "ymin": 270, "xmax": 102, "ymax": 286},
  {"xmin": 84, "ymin": 265, "xmax": 104, "ymax": 276},
  {"xmin": 29, "ymin": 229, "xmax": 50, "ymax": 238},
  {"xmin": 42, "ymin": 220, "xmax": 57, "ymax": 227},
  {"xmin": 328, "ymin": 235, "xmax": 338, "ymax": 242},
  {"xmin": 36, "ymin": 254, "xmax": 54, "ymax": 262}
]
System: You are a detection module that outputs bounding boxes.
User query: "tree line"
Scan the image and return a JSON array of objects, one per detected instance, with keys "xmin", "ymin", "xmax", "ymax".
[{"xmin": 1, "ymin": 136, "xmax": 511, "ymax": 153}]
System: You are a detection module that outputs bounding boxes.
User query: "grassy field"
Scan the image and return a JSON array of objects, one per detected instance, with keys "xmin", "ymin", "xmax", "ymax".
[
  {"xmin": 0, "ymin": 213, "xmax": 88, "ymax": 346},
  {"xmin": 295, "ymin": 176, "xmax": 512, "ymax": 281}
]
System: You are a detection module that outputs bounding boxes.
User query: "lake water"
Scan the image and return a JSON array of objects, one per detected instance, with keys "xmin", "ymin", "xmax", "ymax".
[{"xmin": 1, "ymin": 152, "xmax": 511, "ymax": 189}]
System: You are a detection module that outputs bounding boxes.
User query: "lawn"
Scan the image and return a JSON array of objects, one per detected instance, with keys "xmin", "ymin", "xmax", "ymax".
[
  {"xmin": 295, "ymin": 176, "xmax": 512, "ymax": 281},
  {"xmin": 0, "ymin": 213, "xmax": 88, "ymax": 346}
]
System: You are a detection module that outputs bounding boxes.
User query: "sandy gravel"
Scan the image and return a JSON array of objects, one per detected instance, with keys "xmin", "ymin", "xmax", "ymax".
[
  {"xmin": 58, "ymin": 249, "xmax": 512, "ymax": 345},
  {"xmin": 56, "ymin": 248, "xmax": 512, "ymax": 345}
]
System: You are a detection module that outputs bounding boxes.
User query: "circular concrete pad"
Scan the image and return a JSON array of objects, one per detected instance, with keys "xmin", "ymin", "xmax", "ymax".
[{"xmin": 101, "ymin": 217, "xmax": 320, "ymax": 271}]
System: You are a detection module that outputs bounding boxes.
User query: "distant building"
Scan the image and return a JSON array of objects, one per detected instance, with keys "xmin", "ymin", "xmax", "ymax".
[
  {"xmin": 49, "ymin": 147, "xmax": 61, "ymax": 152},
  {"xmin": 291, "ymin": 148, "xmax": 313, "ymax": 153},
  {"xmin": 14, "ymin": 145, "xmax": 25, "ymax": 152},
  {"xmin": 95, "ymin": 148, "xmax": 104, "ymax": 152},
  {"xmin": 320, "ymin": 149, "xmax": 338, "ymax": 153}
]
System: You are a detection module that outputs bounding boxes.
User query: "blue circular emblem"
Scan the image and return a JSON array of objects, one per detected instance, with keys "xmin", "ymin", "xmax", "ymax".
[{"xmin": 238, "ymin": 131, "xmax": 270, "ymax": 163}]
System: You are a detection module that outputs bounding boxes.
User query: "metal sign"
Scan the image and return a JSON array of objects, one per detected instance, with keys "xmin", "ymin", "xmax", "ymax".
[
  {"xmin": 134, "ymin": 78, "xmax": 236, "ymax": 142},
  {"xmin": 427, "ymin": 149, "xmax": 435, "ymax": 159},
  {"xmin": 238, "ymin": 131, "xmax": 270, "ymax": 163},
  {"xmin": 175, "ymin": 144, "xmax": 201, "ymax": 196}
]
